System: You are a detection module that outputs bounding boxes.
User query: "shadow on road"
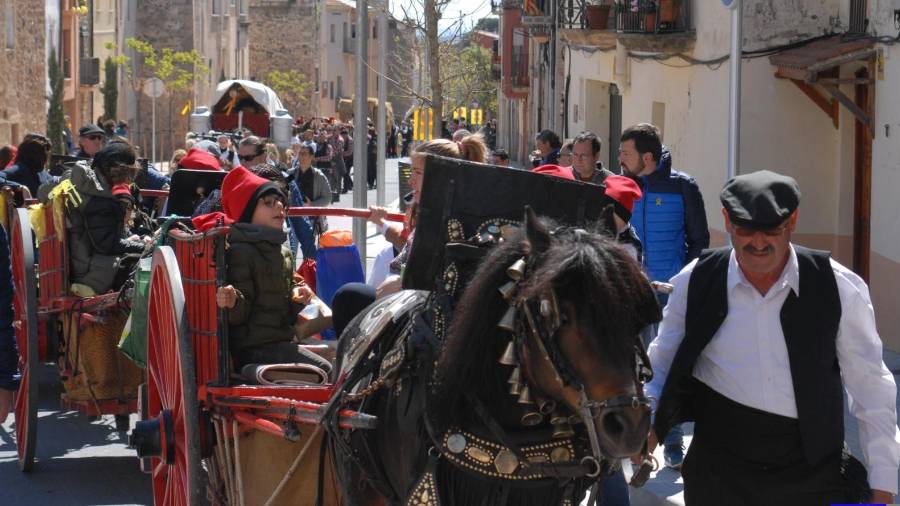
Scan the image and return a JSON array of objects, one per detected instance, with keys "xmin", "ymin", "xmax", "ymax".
[{"xmin": 0, "ymin": 364, "xmax": 151, "ymax": 505}]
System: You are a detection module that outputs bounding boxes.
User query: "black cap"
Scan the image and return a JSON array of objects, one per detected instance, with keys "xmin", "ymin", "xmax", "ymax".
[
  {"xmin": 79, "ymin": 124, "xmax": 106, "ymax": 137},
  {"xmin": 720, "ymin": 170, "xmax": 801, "ymax": 229}
]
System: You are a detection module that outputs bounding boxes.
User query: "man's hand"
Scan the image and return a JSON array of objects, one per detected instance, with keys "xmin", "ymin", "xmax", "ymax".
[
  {"xmin": 871, "ymin": 490, "xmax": 894, "ymax": 504},
  {"xmin": 0, "ymin": 388, "xmax": 14, "ymax": 424},
  {"xmin": 216, "ymin": 285, "xmax": 238, "ymax": 309}
]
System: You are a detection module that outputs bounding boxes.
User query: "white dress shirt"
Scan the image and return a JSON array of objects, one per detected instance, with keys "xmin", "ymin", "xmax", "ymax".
[{"xmin": 645, "ymin": 245, "xmax": 900, "ymax": 494}]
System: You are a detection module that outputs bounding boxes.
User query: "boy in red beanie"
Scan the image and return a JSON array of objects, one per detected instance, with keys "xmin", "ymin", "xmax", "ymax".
[
  {"xmin": 195, "ymin": 167, "xmax": 330, "ymax": 372},
  {"xmin": 601, "ymin": 175, "xmax": 644, "ymax": 261}
]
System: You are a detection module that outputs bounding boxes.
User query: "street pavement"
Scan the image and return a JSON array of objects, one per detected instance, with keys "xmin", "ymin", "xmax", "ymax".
[{"xmin": 0, "ymin": 365, "xmax": 151, "ymax": 505}]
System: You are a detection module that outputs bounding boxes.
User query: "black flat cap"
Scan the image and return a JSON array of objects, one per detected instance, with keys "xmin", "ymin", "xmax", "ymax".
[
  {"xmin": 79, "ymin": 124, "xmax": 106, "ymax": 137},
  {"xmin": 720, "ymin": 170, "xmax": 801, "ymax": 229}
]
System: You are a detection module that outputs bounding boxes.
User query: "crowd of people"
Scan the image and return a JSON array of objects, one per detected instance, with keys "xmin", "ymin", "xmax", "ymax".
[{"xmin": 1, "ymin": 112, "xmax": 898, "ymax": 506}]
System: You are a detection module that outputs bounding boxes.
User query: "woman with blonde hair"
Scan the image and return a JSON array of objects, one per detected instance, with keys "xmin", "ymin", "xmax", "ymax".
[{"xmin": 330, "ymin": 132, "xmax": 487, "ymax": 337}]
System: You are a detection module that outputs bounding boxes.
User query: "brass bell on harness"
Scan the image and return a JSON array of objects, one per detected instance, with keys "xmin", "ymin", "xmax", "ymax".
[
  {"xmin": 509, "ymin": 381, "xmax": 523, "ymax": 396},
  {"xmin": 497, "ymin": 305, "xmax": 517, "ymax": 333},
  {"xmin": 498, "ymin": 281, "xmax": 517, "ymax": 302},
  {"xmin": 517, "ymin": 385, "xmax": 535, "ymax": 405},
  {"xmin": 507, "ymin": 367, "xmax": 522, "ymax": 385},
  {"xmin": 520, "ymin": 411, "xmax": 544, "ymax": 427},
  {"xmin": 506, "ymin": 258, "xmax": 527, "ymax": 281},
  {"xmin": 499, "ymin": 340, "xmax": 517, "ymax": 366},
  {"xmin": 551, "ymin": 416, "xmax": 575, "ymax": 439}
]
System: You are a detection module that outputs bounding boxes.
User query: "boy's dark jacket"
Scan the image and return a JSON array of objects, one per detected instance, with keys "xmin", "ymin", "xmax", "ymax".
[{"xmin": 226, "ymin": 222, "xmax": 301, "ymax": 351}]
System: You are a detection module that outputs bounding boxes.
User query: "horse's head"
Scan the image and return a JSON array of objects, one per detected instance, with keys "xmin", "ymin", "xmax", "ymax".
[
  {"xmin": 437, "ymin": 207, "xmax": 661, "ymax": 463},
  {"xmin": 512, "ymin": 208, "xmax": 661, "ymax": 459}
]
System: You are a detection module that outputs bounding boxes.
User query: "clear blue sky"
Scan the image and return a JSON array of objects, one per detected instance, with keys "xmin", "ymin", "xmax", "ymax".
[{"xmin": 390, "ymin": 0, "xmax": 495, "ymax": 31}]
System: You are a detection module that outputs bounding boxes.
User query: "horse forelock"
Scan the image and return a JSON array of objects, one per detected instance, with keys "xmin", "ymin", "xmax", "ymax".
[{"xmin": 434, "ymin": 218, "xmax": 661, "ymax": 422}]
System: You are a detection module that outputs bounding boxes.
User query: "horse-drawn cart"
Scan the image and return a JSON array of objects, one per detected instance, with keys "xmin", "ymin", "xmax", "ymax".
[
  {"xmin": 131, "ymin": 205, "xmax": 400, "ymax": 505},
  {"xmin": 5, "ymin": 185, "xmax": 139, "ymax": 472}
]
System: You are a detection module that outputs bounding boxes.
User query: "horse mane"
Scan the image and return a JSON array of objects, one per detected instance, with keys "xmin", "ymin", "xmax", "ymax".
[{"xmin": 432, "ymin": 212, "xmax": 661, "ymax": 423}]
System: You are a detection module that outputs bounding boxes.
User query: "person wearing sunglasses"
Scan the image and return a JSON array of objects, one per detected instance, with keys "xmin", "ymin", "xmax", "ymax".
[
  {"xmin": 75, "ymin": 124, "xmax": 106, "ymax": 159},
  {"xmin": 236, "ymin": 135, "xmax": 268, "ymax": 169},
  {"xmin": 644, "ymin": 170, "xmax": 900, "ymax": 506}
]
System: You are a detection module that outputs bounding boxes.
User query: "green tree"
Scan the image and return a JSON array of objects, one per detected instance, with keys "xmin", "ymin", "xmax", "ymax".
[
  {"xmin": 47, "ymin": 51, "xmax": 65, "ymax": 155},
  {"xmin": 264, "ymin": 70, "xmax": 312, "ymax": 117},
  {"xmin": 441, "ymin": 44, "xmax": 497, "ymax": 121},
  {"xmin": 100, "ymin": 57, "xmax": 118, "ymax": 120}
]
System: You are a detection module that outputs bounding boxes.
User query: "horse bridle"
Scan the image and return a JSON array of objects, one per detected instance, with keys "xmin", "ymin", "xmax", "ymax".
[{"xmin": 499, "ymin": 248, "xmax": 655, "ymax": 504}]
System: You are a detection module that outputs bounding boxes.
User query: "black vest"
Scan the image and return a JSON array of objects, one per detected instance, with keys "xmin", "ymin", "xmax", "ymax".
[{"xmin": 653, "ymin": 246, "xmax": 843, "ymax": 466}]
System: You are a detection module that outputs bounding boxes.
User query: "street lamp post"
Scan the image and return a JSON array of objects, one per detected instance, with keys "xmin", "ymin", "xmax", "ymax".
[
  {"xmin": 725, "ymin": 0, "xmax": 742, "ymax": 180},
  {"xmin": 377, "ymin": 1, "xmax": 388, "ymax": 206},
  {"xmin": 354, "ymin": 0, "xmax": 369, "ymax": 264}
]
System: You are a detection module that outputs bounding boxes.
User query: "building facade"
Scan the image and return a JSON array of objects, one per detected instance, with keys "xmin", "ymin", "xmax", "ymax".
[
  {"xmin": 503, "ymin": 0, "xmax": 900, "ymax": 350},
  {"xmin": 0, "ymin": 0, "xmax": 47, "ymax": 146},
  {"xmin": 247, "ymin": 0, "xmax": 318, "ymax": 119}
]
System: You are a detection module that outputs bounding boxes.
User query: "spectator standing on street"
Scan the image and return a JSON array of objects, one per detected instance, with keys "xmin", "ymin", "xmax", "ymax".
[
  {"xmin": 571, "ymin": 131, "xmax": 614, "ymax": 185},
  {"xmin": 645, "ymin": 170, "xmax": 900, "ymax": 505},
  {"xmin": 291, "ymin": 143, "xmax": 331, "ymax": 236},
  {"xmin": 618, "ymin": 123, "xmax": 709, "ymax": 470},
  {"xmin": 74, "ymin": 124, "xmax": 106, "ymax": 159},
  {"xmin": 491, "ymin": 148, "xmax": 510, "ymax": 167},
  {"xmin": 341, "ymin": 128, "xmax": 354, "ymax": 192},
  {"xmin": 0, "ymin": 145, "xmax": 16, "ymax": 170},
  {"xmin": 314, "ymin": 131, "xmax": 337, "ymax": 203},
  {"xmin": 559, "ymin": 141, "xmax": 574, "ymax": 168},
  {"xmin": 328, "ymin": 127, "xmax": 347, "ymax": 194},
  {"xmin": 400, "ymin": 120, "xmax": 413, "ymax": 157},
  {"xmin": 531, "ymin": 129, "xmax": 561, "ymax": 168},
  {"xmin": 366, "ymin": 128, "xmax": 378, "ymax": 190}
]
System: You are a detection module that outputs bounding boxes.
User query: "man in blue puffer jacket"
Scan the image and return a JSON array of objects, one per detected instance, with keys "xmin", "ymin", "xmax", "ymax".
[{"xmin": 619, "ymin": 123, "xmax": 709, "ymax": 471}]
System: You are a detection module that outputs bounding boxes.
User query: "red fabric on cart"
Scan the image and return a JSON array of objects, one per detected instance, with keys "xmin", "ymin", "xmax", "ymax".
[{"xmin": 296, "ymin": 257, "xmax": 317, "ymax": 294}]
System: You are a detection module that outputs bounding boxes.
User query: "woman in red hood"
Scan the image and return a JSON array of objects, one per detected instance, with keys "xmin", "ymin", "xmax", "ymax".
[{"xmin": 193, "ymin": 167, "xmax": 331, "ymax": 373}]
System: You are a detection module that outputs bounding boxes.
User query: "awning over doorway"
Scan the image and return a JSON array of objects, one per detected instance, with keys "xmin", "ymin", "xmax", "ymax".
[{"xmin": 770, "ymin": 35, "xmax": 877, "ymax": 132}]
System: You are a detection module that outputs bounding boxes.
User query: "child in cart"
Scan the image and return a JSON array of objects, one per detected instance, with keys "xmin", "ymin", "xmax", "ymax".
[{"xmin": 194, "ymin": 166, "xmax": 331, "ymax": 373}]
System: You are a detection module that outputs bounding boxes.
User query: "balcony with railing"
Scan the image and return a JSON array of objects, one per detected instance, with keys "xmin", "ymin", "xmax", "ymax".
[
  {"xmin": 614, "ymin": 0, "xmax": 694, "ymax": 52},
  {"xmin": 558, "ymin": 0, "xmax": 616, "ymax": 49}
]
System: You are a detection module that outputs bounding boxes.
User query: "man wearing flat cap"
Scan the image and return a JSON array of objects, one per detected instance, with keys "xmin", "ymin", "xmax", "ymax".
[
  {"xmin": 75, "ymin": 124, "xmax": 106, "ymax": 159},
  {"xmin": 642, "ymin": 170, "xmax": 900, "ymax": 505}
]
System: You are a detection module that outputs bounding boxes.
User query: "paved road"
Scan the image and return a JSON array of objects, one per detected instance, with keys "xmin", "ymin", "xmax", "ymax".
[{"xmin": 0, "ymin": 365, "xmax": 151, "ymax": 505}]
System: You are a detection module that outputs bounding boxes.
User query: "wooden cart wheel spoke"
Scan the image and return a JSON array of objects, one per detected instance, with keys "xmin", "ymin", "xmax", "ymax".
[
  {"xmin": 144, "ymin": 247, "xmax": 203, "ymax": 506},
  {"xmin": 11, "ymin": 208, "xmax": 38, "ymax": 472}
]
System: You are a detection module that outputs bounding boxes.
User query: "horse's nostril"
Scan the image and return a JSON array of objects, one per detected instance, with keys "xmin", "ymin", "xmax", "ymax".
[{"xmin": 601, "ymin": 411, "xmax": 626, "ymax": 437}]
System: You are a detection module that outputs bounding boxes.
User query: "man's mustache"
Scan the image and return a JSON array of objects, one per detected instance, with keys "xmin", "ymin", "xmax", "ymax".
[{"xmin": 743, "ymin": 245, "xmax": 774, "ymax": 255}]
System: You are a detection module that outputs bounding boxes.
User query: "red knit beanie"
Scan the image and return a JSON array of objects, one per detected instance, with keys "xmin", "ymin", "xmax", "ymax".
[
  {"xmin": 532, "ymin": 164, "xmax": 575, "ymax": 181},
  {"xmin": 603, "ymin": 175, "xmax": 642, "ymax": 221}
]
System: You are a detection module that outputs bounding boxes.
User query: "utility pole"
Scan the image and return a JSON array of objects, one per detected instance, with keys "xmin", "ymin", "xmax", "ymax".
[
  {"xmin": 376, "ymin": 0, "xmax": 388, "ymax": 206},
  {"xmin": 353, "ymin": 0, "xmax": 369, "ymax": 264},
  {"xmin": 726, "ymin": 0, "xmax": 742, "ymax": 179}
]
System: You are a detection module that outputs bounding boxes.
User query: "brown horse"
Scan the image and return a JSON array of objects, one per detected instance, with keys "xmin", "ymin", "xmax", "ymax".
[{"xmin": 327, "ymin": 208, "xmax": 661, "ymax": 506}]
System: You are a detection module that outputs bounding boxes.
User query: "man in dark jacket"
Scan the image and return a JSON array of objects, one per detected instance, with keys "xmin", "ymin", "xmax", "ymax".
[
  {"xmin": 74, "ymin": 124, "xmax": 106, "ymax": 159},
  {"xmin": 570, "ymin": 131, "xmax": 614, "ymax": 185},
  {"xmin": 531, "ymin": 129, "xmax": 561, "ymax": 168},
  {"xmin": 618, "ymin": 122, "xmax": 709, "ymax": 470}
]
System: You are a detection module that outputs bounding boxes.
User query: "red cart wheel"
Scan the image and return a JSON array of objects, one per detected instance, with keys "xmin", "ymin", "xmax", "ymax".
[
  {"xmin": 141, "ymin": 246, "xmax": 203, "ymax": 505},
  {"xmin": 11, "ymin": 208, "xmax": 39, "ymax": 472}
]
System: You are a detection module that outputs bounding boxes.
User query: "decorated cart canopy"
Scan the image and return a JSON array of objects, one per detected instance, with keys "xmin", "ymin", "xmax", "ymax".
[{"xmin": 191, "ymin": 79, "xmax": 294, "ymax": 148}]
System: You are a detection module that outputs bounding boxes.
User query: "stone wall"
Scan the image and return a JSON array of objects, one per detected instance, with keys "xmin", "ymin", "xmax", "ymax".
[
  {"xmin": 0, "ymin": 0, "xmax": 47, "ymax": 146},
  {"xmin": 248, "ymin": 0, "xmax": 319, "ymax": 118},
  {"xmin": 127, "ymin": 0, "xmax": 194, "ymax": 161}
]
